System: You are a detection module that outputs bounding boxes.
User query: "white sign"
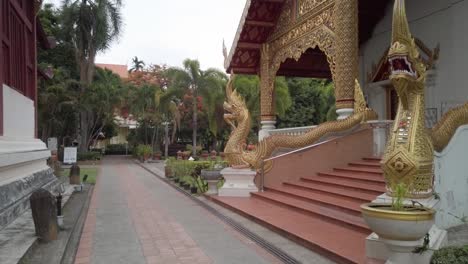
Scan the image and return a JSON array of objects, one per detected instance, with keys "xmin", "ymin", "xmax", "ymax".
[
  {"xmin": 47, "ymin": 138, "xmax": 58, "ymax": 151},
  {"xmin": 63, "ymin": 147, "xmax": 78, "ymax": 164}
]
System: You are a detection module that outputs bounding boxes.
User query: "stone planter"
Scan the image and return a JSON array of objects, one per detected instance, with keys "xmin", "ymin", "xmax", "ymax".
[
  {"xmin": 165, "ymin": 166, "xmax": 172, "ymax": 178},
  {"xmin": 361, "ymin": 203, "xmax": 435, "ymax": 263},
  {"xmin": 201, "ymin": 169, "xmax": 221, "ymax": 195}
]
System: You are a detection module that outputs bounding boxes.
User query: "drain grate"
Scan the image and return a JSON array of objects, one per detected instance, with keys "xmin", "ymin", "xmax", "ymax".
[{"xmin": 136, "ymin": 162, "xmax": 302, "ymax": 264}]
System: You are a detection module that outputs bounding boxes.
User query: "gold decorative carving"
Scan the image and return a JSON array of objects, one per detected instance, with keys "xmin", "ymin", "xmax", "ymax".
[
  {"xmin": 383, "ymin": 0, "xmax": 468, "ymax": 198},
  {"xmin": 299, "ymin": 0, "xmax": 327, "ymax": 16},
  {"xmin": 333, "ymin": 0, "xmax": 358, "ymax": 110},
  {"xmin": 224, "ymin": 74, "xmax": 378, "ymax": 171},
  {"xmin": 273, "ymin": 0, "xmax": 293, "ymax": 34}
]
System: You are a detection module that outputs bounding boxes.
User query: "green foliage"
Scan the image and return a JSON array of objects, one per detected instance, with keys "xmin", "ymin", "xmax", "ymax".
[
  {"xmin": 78, "ymin": 151, "xmax": 102, "ymax": 161},
  {"xmin": 105, "ymin": 144, "xmax": 129, "ymax": 155},
  {"xmin": 166, "ymin": 160, "xmax": 226, "ymax": 193},
  {"xmin": 391, "ymin": 183, "xmax": 408, "ymax": 211},
  {"xmin": 431, "ymin": 245, "xmax": 468, "ymax": 264},
  {"xmin": 136, "ymin": 145, "xmax": 152, "ymax": 157},
  {"xmin": 278, "ymin": 78, "xmax": 335, "ymax": 128}
]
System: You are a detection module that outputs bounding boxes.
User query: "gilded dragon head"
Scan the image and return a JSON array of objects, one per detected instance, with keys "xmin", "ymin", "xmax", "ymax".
[
  {"xmin": 388, "ymin": 0, "xmax": 426, "ymax": 110},
  {"xmin": 223, "ymin": 74, "xmax": 248, "ymax": 128}
]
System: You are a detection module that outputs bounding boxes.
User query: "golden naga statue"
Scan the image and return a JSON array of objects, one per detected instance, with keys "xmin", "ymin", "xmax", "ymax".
[
  {"xmin": 383, "ymin": 0, "xmax": 468, "ymax": 198},
  {"xmin": 223, "ymin": 74, "xmax": 378, "ymax": 172}
]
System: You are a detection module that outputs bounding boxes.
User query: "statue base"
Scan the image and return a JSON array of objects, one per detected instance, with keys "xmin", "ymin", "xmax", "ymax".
[
  {"xmin": 218, "ymin": 167, "xmax": 258, "ymax": 197},
  {"xmin": 366, "ymin": 194, "xmax": 448, "ymax": 263}
]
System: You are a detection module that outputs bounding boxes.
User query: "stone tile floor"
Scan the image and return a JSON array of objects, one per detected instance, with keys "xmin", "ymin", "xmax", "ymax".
[{"xmin": 75, "ymin": 157, "xmax": 283, "ymax": 264}]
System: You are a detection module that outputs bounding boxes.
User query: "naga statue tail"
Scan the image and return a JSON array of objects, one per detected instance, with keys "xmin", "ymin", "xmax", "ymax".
[
  {"xmin": 431, "ymin": 103, "xmax": 468, "ymax": 152},
  {"xmin": 244, "ymin": 80, "xmax": 378, "ymax": 171}
]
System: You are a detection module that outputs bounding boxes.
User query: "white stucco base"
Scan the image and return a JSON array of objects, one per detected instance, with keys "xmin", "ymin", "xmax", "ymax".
[
  {"xmin": 218, "ymin": 167, "xmax": 258, "ymax": 197},
  {"xmin": 259, "ymin": 121, "xmax": 276, "ymax": 141},
  {"xmin": 336, "ymin": 108, "xmax": 354, "ymax": 120},
  {"xmin": 0, "ymin": 84, "xmax": 52, "ymax": 229},
  {"xmin": 434, "ymin": 125, "xmax": 468, "ymax": 229},
  {"xmin": 365, "ymin": 194, "xmax": 447, "ymax": 263}
]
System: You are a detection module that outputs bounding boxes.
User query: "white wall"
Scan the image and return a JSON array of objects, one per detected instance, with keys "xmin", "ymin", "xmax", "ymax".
[
  {"xmin": 361, "ymin": 0, "xmax": 468, "ymax": 119},
  {"xmin": 3, "ymin": 84, "xmax": 35, "ymax": 139},
  {"xmin": 434, "ymin": 125, "xmax": 468, "ymax": 229}
]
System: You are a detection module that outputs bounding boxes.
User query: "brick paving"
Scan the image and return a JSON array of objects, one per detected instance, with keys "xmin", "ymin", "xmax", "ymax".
[{"xmin": 74, "ymin": 157, "xmax": 276, "ymax": 264}]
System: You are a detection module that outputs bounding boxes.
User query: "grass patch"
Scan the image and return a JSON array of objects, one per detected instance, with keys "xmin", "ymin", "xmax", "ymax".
[{"xmin": 63, "ymin": 168, "xmax": 98, "ymax": 184}]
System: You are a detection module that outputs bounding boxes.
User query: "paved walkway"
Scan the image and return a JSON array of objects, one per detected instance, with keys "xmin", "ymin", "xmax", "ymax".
[{"xmin": 75, "ymin": 156, "xmax": 279, "ymax": 264}]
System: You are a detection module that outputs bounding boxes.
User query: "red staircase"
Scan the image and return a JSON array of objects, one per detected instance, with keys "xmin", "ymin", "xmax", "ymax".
[{"xmin": 211, "ymin": 157, "xmax": 385, "ymax": 264}]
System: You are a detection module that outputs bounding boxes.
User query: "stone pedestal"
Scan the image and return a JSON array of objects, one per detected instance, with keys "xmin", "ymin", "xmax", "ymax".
[
  {"xmin": 206, "ymin": 180, "xmax": 218, "ymax": 195},
  {"xmin": 366, "ymin": 194, "xmax": 448, "ymax": 263},
  {"xmin": 218, "ymin": 167, "xmax": 258, "ymax": 197}
]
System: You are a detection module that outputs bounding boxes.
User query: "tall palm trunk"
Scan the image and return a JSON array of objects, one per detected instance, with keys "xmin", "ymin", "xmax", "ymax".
[{"xmin": 192, "ymin": 89, "xmax": 197, "ymax": 157}]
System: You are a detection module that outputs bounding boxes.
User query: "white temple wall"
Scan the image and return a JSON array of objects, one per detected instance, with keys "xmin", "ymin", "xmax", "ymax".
[
  {"xmin": 361, "ymin": 0, "xmax": 468, "ymax": 120},
  {"xmin": 434, "ymin": 125, "xmax": 468, "ymax": 229},
  {"xmin": 3, "ymin": 84, "xmax": 35, "ymax": 139}
]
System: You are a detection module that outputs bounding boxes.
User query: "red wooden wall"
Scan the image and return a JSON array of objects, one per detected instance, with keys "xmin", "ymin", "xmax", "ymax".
[{"xmin": 0, "ymin": 0, "xmax": 37, "ymax": 136}]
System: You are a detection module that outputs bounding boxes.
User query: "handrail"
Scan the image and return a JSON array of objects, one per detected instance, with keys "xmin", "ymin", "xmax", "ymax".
[{"xmin": 259, "ymin": 125, "xmax": 371, "ymax": 192}]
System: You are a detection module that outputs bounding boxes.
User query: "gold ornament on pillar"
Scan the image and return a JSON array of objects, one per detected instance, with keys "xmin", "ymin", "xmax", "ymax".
[
  {"xmin": 383, "ymin": 0, "xmax": 468, "ymax": 198},
  {"xmin": 333, "ymin": 0, "xmax": 358, "ymax": 110}
]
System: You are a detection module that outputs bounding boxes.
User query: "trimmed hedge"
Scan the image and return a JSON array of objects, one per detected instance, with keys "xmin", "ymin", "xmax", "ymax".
[
  {"xmin": 431, "ymin": 245, "xmax": 468, "ymax": 264},
  {"xmin": 78, "ymin": 151, "xmax": 102, "ymax": 161},
  {"xmin": 105, "ymin": 144, "xmax": 131, "ymax": 155}
]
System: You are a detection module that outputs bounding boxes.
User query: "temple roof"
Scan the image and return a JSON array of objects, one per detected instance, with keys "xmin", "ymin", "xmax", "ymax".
[{"xmin": 225, "ymin": 0, "xmax": 392, "ymax": 78}]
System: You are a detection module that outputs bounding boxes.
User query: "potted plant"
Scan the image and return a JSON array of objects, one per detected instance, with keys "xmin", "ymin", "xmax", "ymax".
[
  {"xmin": 361, "ymin": 183, "xmax": 435, "ymax": 263},
  {"xmin": 200, "ymin": 161, "xmax": 224, "ymax": 195},
  {"xmin": 201, "ymin": 150, "xmax": 209, "ymax": 160},
  {"xmin": 153, "ymin": 150, "xmax": 162, "ymax": 160}
]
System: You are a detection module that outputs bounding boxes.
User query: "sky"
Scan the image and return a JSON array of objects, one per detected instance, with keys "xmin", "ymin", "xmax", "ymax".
[{"xmin": 43, "ymin": 0, "xmax": 246, "ymax": 71}]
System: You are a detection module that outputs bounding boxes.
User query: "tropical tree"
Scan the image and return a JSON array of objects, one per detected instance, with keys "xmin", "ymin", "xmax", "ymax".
[
  {"xmin": 61, "ymin": 0, "xmax": 123, "ymax": 152},
  {"xmin": 129, "ymin": 56, "xmax": 145, "ymax": 73},
  {"xmin": 167, "ymin": 59, "xmax": 227, "ymax": 156}
]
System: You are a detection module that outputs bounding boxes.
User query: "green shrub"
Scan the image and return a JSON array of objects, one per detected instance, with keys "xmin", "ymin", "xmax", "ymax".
[
  {"xmin": 78, "ymin": 151, "xmax": 102, "ymax": 161},
  {"xmin": 431, "ymin": 245, "xmax": 468, "ymax": 264},
  {"xmin": 106, "ymin": 144, "xmax": 130, "ymax": 155},
  {"xmin": 135, "ymin": 144, "xmax": 152, "ymax": 157}
]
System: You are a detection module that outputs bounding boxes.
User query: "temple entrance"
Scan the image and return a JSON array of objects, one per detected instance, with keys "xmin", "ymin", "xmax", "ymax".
[{"xmin": 386, "ymin": 85, "xmax": 398, "ymax": 120}]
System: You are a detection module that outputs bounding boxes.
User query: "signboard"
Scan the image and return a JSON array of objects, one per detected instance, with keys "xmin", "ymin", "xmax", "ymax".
[
  {"xmin": 63, "ymin": 147, "xmax": 78, "ymax": 164},
  {"xmin": 47, "ymin": 138, "xmax": 58, "ymax": 151}
]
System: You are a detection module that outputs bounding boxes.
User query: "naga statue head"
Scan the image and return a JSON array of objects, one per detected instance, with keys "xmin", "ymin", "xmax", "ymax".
[
  {"xmin": 223, "ymin": 74, "xmax": 249, "ymax": 127},
  {"xmin": 388, "ymin": 0, "xmax": 426, "ymax": 110}
]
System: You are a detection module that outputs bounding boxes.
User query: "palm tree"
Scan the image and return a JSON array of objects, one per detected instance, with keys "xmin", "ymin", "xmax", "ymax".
[
  {"xmin": 61, "ymin": 0, "xmax": 123, "ymax": 152},
  {"xmin": 167, "ymin": 59, "xmax": 227, "ymax": 157},
  {"xmin": 129, "ymin": 56, "xmax": 145, "ymax": 73}
]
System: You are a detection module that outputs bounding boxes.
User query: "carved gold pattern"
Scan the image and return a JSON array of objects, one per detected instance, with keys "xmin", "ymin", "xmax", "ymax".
[
  {"xmin": 260, "ymin": 6, "xmax": 336, "ymax": 117},
  {"xmin": 299, "ymin": 0, "xmax": 328, "ymax": 16},
  {"xmin": 333, "ymin": 0, "xmax": 358, "ymax": 109},
  {"xmin": 224, "ymin": 73, "xmax": 378, "ymax": 171}
]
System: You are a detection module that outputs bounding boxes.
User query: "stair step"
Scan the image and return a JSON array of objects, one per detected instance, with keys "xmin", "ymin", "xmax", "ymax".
[
  {"xmin": 362, "ymin": 157, "xmax": 382, "ymax": 162},
  {"xmin": 334, "ymin": 167, "xmax": 383, "ymax": 175},
  {"xmin": 283, "ymin": 181, "xmax": 377, "ymax": 202},
  {"xmin": 261, "ymin": 187, "xmax": 362, "ymax": 215},
  {"xmin": 348, "ymin": 161, "xmax": 382, "ymax": 168},
  {"xmin": 300, "ymin": 176, "xmax": 385, "ymax": 194},
  {"xmin": 318, "ymin": 171, "xmax": 385, "ymax": 184},
  {"xmin": 211, "ymin": 196, "xmax": 368, "ymax": 264},
  {"xmin": 251, "ymin": 190, "xmax": 369, "ymax": 232}
]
